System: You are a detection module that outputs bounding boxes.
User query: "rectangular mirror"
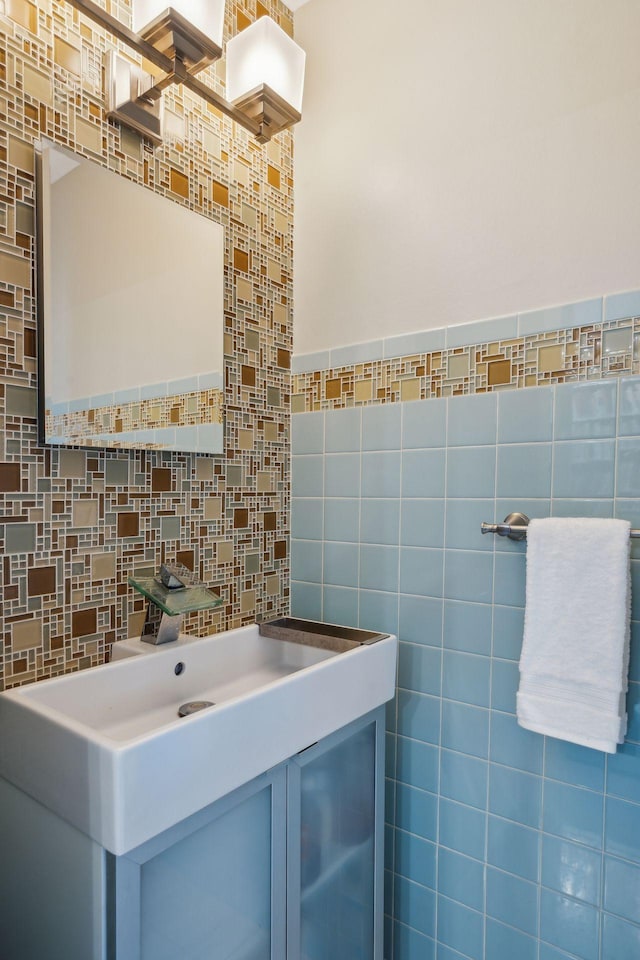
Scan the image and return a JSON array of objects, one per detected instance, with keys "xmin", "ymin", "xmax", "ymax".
[{"xmin": 36, "ymin": 141, "xmax": 225, "ymax": 455}]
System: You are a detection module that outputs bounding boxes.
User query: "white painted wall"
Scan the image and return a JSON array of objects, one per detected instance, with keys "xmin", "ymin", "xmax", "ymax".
[{"xmin": 293, "ymin": 0, "xmax": 640, "ymax": 355}]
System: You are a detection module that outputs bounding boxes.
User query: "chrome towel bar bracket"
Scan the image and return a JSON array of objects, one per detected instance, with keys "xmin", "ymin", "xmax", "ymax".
[{"xmin": 481, "ymin": 513, "xmax": 640, "ymax": 540}]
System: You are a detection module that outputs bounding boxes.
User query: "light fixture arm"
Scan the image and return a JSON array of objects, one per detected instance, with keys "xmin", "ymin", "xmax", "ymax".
[
  {"xmin": 66, "ymin": 0, "xmax": 174, "ymax": 75},
  {"xmin": 64, "ymin": 0, "xmax": 303, "ymax": 145}
]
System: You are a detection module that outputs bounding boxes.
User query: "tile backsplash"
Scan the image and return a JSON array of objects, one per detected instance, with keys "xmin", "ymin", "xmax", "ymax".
[
  {"xmin": 291, "ymin": 318, "xmax": 640, "ymax": 958},
  {"xmin": 0, "ymin": 0, "xmax": 293, "ymax": 689}
]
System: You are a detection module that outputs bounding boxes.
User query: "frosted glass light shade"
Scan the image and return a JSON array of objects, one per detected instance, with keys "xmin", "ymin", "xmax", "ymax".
[
  {"xmin": 226, "ymin": 16, "xmax": 305, "ymax": 114},
  {"xmin": 133, "ymin": 0, "xmax": 225, "ymax": 47}
]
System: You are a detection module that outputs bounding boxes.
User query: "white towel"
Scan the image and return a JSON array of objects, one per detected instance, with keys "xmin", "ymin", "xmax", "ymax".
[{"xmin": 517, "ymin": 517, "xmax": 631, "ymax": 754}]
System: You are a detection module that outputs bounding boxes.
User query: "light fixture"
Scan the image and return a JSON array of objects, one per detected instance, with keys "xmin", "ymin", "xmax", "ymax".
[{"xmin": 66, "ymin": 0, "xmax": 305, "ymax": 145}]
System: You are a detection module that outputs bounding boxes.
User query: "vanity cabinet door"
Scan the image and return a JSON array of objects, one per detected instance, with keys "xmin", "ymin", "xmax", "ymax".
[
  {"xmin": 110, "ymin": 767, "xmax": 287, "ymax": 960},
  {"xmin": 287, "ymin": 707, "xmax": 385, "ymax": 960}
]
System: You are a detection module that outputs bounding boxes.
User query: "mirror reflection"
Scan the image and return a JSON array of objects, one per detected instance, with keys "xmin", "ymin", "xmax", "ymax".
[{"xmin": 37, "ymin": 142, "xmax": 225, "ymax": 454}]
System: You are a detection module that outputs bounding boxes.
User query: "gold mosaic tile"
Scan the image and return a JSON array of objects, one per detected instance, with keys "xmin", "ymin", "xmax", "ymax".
[
  {"xmin": 293, "ymin": 317, "xmax": 640, "ymax": 412},
  {"xmin": 0, "ymin": 0, "xmax": 293, "ymax": 690}
]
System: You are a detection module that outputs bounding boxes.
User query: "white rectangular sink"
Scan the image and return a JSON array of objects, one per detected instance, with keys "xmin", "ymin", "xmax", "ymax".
[{"xmin": 0, "ymin": 623, "xmax": 397, "ymax": 855}]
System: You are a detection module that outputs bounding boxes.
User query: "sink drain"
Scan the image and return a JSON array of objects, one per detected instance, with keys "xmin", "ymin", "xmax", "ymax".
[{"xmin": 178, "ymin": 700, "xmax": 215, "ymax": 717}]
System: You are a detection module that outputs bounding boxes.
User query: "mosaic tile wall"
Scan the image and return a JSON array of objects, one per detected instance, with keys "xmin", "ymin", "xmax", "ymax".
[
  {"xmin": 292, "ymin": 314, "xmax": 640, "ymax": 412},
  {"xmin": 0, "ymin": 0, "xmax": 293, "ymax": 690}
]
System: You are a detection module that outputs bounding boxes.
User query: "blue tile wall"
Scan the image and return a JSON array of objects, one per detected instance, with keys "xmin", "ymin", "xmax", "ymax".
[{"xmin": 291, "ymin": 373, "xmax": 640, "ymax": 960}]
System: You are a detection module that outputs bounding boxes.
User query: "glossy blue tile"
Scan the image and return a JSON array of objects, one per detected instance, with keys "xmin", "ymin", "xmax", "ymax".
[
  {"xmin": 539, "ymin": 944, "xmax": 579, "ymax": 960},
  {"xmin": 443, "ymin": 550, "xmax": 493, "ymax": 604},
  {"xmin": 446, "ymin": 447, "xmax": 496, "ymax": 498},
  {"xmin": 493, "ymin": 552, "xmax": 526, "ymax": 607},
  {"xmin": 491, "ymin": 659, "xmax": 519, "ymax": 714},
  {"xmin": 496, "ymin": 443, "xmax": 552, "ymax": 498},
  {"xmin": 397, "ymin": 690, "xmax": 440, "ymax": 745},
  {"xmin": 486, "ymin": 919, "xmax": 537, "ymax": 960},
  {"xmin": 291, "ymin": 411, "xmax": 324, "ymax": 454},
  {"xmin": 291, "ymin": 349, "xmax": 331, "ymax": 374},
  {"xmin": 323, "ymin": 498, "xmax": 359, "ymax": 542},
  {"xmin": 487, "ymin": 867, "xmax": 538, "ymax": 935},
  {"xmin": 554, "ymin": 380, "xmax": 617, "ymax": 440},
  {"xmin": 618, "ymin": 376, "xmax": 640, "ymax": 436},
  {"xmin": 518, "ymin": 298, "xmax": 602, "ymax": 336},
  {"xmin": 290, "ymin": 539, "xmax": 322, "ymax": 583},
  {"xmin": 541, "ymin": 835, "xmax": 601, "ymax": 906},
  {"xmin": 330, "ymin": 340, "xmax": 384, "ymax": 368},
  {"xmin": 441, "ymin": 700, "xmax": 489, "ymax": 759},
  {"xmin": 384, "ymin": 327, "xmax": 446, "ymax": 359},
  {"xmin": 629, "ymin": 620, "xmax": 640, "ymax": 681},
  {"xmin": 492, "ymin": 604, "xmax": 525, "ymax": 660},
  {"xmin": 395, "ymin": 783, "xmax": 438, "ymax": 842},
  {"xmin": 393, "ymin": 875, "xmax": 436, "ymax": 939},
  {"xmin": 447, "ymin": 314, "xmax": 518, "ymax": 348},
  {"xmin": 632, "ymin": 572, "xmax": 640, "ymax": 624},
  {"xmin": 362, "ymin": 402, "xmax": 402, "ymax": 450},
  {"xmin": 607, "ymin": 742, "xmax": 640, "ymax": 804},
  {"xmin": 543, "ymin": 781, "xmax": 603, "ymax": 849},
  {"xmin": 602, "ymin": 912, "xmax": 640, "ymax": 960},
  {"xmin": 322, "ymin": 541, "xmax": 358, "ymax": 587},
  {"xmin": 488, "ymin": 816, "xmax": 539, "ymax": 882},
  {"xmin": 443, "ymin": 600, "xmax": 492, "ymax": 655},
  {"xmin": 604, "ymin": 855, "xmax": 640, "ymax": 924},
  {"xmin": 617, "ymin": 437, "xmax": 640, "ymax": 498},
  {"xmin": 400, "ymin": 500, "xmax": 445, "ymax": 548},
  {"xmin": 438, "ymin": 798, "xmax": 486, "ymax": 860},
  {"xmin": 604, "ymin": 288, "xmax": 640, "ymax": 321},
  {"xmin": 490, "ymin": 711, "xmax": 543, "ymax": 774},
  {"xmin": 386, "ymin": 778, "xmax": 396, "ymax": 825},
  {"xmin": 292, "ymin": 455, "xmax": 324, "ymax": 497},
  {"xmin": 402, "ymin": 449, "xmax": 446, "ymax": 498},
  {"xmin": 324, "ymin": 407, "xmax": 361, "ymax": 453},
  {"xmin": 436, "ymin": 942, "xmax": 477, "ymax": 960},
  {"xmin": 489, "ymin": 765, "xmax": 541, "ymax": 828},
  {"xmin": 322, "ymin": 587, "xmax": 358, "ymax": 627},
  {"xmin": 291, "ymin": 498, "xmax": 323, "ymax": 540},
  {"xmin": 385, "ymin": 732, "xmax": 396, "ymax": 777},
  {"xmin": 359, "ymin": 544, "xmax": 398, "ymax": 591},
  {"xmin": 442, "ymin": 650, "xmax": 490, "ymax": 707},
  {"xmin": 545, "ymin": 737, "xmax": 605, "ymax": 793},
  {"xmin": 440, "ymin": 749, "xmax": 487, "ymax": 810},
  {"xmin": 605, "ymin": 796, "xmax": 640, "ymax": 862},
  {"xmin": 290, "ymin": 580, "xmax": 322, "ymax": 620},
  {"xmin": 498, "ymin": 385, "xmax": 554, "ymax": 443},
  {"xmin": 393, "ymin": 920, "xmax": 436, "ymax": 960},
  {"xmin": 398, "ymin": 595, "xmax": 443, "ymax": 646},
  {"xmin": 445, "ymin": 499, "xmax": 494, "ymax": 551},
  {"xmin": 361, "ymin": 498, "xmax": 400, "ymax": 545},
  {"xmin": 398, "ymin": 641, "xmax": 442, "ymax": 697},
  {"xmin": 359, "ymin": 589, "xmax": 399, "ymax": 635},
  {"xmin": 399, "ymin": 547, "xmax": 444, "ymax": 598},
  {"xmin": 552, "ymin": 497, "xmax": 614, "ymax": 519},
  {"xmin": 401, "ymin": 397, "xmax": 447, "ymax": 449},
  {"xmin": 437, "ymin": 895, "xmax": 484, "ymax": 960},
  {"xmin": 438, "ymin": 848, "xmax": 484, "ymax": 911},
  {"xmin": 447, "ymin": 393, "xmax": 497, "ymax": 446},
  {"xmin": 361, "ymin": 451, "xmax": 401, "ymax": 498},
  {"xmin": 540, "ymin": 888, "xmax": 599, "ymax": 960},
  {"xmin": 396, "ymin": 736, "xmax": 439, "ymax": 794},
  {"xmin": 552, "ymin": 439, "xmax": 616, "ymax": 498},
  {"xmin": 324, "ymin": 453, "xmax": 360, "ymax": 497},
  {"xmin": 395, "ymin": 829, "xmax": 436, "ymax": 888}
]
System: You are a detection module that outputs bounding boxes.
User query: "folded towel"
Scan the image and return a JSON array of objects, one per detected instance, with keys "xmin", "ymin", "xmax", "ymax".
[{"xmin": 517, "ymin": 517, "xmax": 631, "ymax": 753}]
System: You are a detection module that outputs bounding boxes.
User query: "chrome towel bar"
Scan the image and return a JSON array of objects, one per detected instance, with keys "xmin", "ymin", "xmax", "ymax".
[{"xmin": 481, "ymin": 513, "xmax": 640, "ymax": 542}]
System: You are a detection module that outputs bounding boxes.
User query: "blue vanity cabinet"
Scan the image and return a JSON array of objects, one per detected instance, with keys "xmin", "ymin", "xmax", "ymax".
[
  {"xmin": 0, "ymin": 708, "xmax": 385, "ymax": 960},
  {"xmin": 110, "ymin": 766, "xmax": 288, "ymax": 960},
  {"xmin": 287, "ymin": 709, "xmax": 385, "ymax": 960}
]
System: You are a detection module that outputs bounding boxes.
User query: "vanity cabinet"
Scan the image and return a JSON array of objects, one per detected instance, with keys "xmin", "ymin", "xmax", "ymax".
[{"xmin": 0, "ymin": 708, "xmax": 384, "ymax": 960}]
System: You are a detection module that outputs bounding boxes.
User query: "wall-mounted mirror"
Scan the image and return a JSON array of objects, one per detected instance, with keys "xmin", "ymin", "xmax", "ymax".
[{"xmin": 36, "ymin": 141, "xmax": 225, "ymax": 455}]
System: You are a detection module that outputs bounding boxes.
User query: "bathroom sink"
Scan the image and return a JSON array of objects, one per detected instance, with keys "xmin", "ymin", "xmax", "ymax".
[{"xmin": 0, "ymin": 623, "xmax": 397, "ymax": 855}]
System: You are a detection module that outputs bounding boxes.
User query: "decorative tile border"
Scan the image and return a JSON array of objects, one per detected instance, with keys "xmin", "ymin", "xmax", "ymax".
[
  {"xmin": 46, "ymin": 387, "xmax": 224, "ymax": 446},
  {"xmin": 292, "ymin": 314, "xmax": 640, "ymax": 412}
]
